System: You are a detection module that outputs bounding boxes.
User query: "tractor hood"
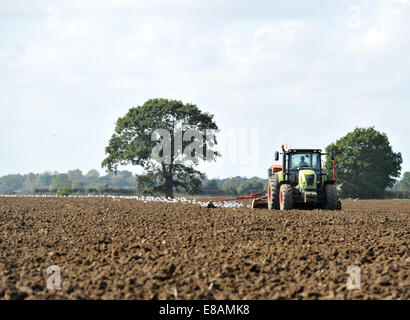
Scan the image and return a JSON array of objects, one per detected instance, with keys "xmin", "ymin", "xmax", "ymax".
[{"xmin": 298, "ymin": 169, "xmax": 317, "ymax": 191}]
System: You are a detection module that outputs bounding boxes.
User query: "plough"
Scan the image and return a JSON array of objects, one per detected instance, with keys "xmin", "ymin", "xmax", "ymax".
[{"xmin": 207, "ymin": 192, "xmax": 268, "ymax": 209}]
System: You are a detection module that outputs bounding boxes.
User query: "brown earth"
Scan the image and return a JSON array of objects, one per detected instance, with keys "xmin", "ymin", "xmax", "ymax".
[{"xmin": 0, "ymin": 197, "xmax": 408, "ymax": 300}]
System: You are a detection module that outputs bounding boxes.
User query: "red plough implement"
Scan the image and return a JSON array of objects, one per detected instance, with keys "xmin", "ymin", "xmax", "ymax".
[{"xmin": 207, "ymin": 192, "xmax": 268, "ymax": 209}]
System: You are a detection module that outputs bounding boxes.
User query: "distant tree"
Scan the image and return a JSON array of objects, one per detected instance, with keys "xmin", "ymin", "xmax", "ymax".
[
  {"xmin": 103, "ymin": 170, "xmax": 135, "ymax": 188},
  {"xmin": 84, "ymin": 169, "xmax": 100, "ymax": 186},
  {"xmin": 221, "ymin": 177, "xmax": 246, "ymax": 195},
  {"xmin": 71, "ymin": 181, "xmax": 84, "ymax": 190},
  {"xmin": 102, "ymin": 98, "xmax": 219, "ymax": 198},
  {"xmin": 22, "ymin": 173, "xmax": 37, "ymax": 194},
  {"xmin": 56, "ymin": 187, "xmax": 70, "ymax": 196},
  {"xmin": 201, "ymin": 179, "xmax": 220, "ymax": 194},
  {"xmin": 92, "ymin": 183, "xmax": 109, "ymax": 193},
  {"xmin": 67, "ymin": 169, "xmax": 83, "ymax": 183},
  {"xmin": 237, "ymin": 178, "xmax": 265, "ymax": 195},
  {"xmin": 51, "ymin": 174, "xmax": 72, "ymax": 191},
  {"xmin": 325, "ymin": 127, "xmax": 402, "ymax": 199},
  {"xmin": 34, "ymin": 172, "xmax": 53, "ymax": 190},
  {"xmin": 0, "ymin": 174, "xmax": 25, "ymax": 194},
  {"xmin": 394, "ymin": 172, "xmax": 410, "ymax": 192}
]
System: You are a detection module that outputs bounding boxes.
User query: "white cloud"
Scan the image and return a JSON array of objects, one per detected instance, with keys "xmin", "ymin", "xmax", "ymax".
[
  {"xmin": 344, "ymin": 0, "xmax": 409, "ymax": 53},
  {"xmin": 46, "ymin": 5, "xmax": 61, "ymax": 30}
]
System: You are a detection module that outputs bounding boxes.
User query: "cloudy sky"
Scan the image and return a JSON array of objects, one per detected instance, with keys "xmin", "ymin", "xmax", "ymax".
[{"xmin": 0, "ymin": 0, "xmax": 409, "ymax": 179}]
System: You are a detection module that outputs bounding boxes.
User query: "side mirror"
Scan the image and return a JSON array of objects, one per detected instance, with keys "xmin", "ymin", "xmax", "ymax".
[
  {"xmin": 275, "ymin": 151, "xmax": 279, "ymax": 161},
  {"xmin": 331, "ymin": 151, "xmax": 335, "ymax": 161}
]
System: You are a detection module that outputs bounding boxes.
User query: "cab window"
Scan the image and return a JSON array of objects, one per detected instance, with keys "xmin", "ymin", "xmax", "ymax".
[{"xmin": 289, "ymin": 153, "xmax": 321, "ymax": 170}]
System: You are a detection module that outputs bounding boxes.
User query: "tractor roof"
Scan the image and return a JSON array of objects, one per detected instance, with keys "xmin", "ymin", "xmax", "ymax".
[{"xmin": 287, "ymin": 149, "xmax": 322, "ymax": 153}]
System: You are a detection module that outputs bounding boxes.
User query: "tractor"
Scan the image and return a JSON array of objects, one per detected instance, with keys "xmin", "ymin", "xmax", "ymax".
[
  {"xmin": 207, "ymin": 144, "xmax": 341, "ymax": 210},
  {"xmin": 267, "ymin": 145, "xmax": 341, "ymax": 210}
]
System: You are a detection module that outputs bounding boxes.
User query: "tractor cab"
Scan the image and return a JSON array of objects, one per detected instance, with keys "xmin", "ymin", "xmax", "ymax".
[
  {"xmin": 288, "ymin": 150, "xmax": 321, "ymax": 172},
  {"xmin": 287, "ymin": 149, "xmax": 323, "ymax": 187}
]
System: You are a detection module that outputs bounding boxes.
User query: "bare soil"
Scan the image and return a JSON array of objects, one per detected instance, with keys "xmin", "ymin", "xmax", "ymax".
[{"xmin": 0, "ymin": 197, "xmax": 408, "ymax": 299}]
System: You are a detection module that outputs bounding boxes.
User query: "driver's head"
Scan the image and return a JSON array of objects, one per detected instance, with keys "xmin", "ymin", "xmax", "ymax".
[{"xmin": 301, "ymin": 156, "xmax": 305, "ymax": 161}]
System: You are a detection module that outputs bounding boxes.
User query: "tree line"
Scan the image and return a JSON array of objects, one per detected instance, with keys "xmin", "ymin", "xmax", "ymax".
[
  {"xmin": 0, "ymin": 168, "xmax": 409, "ymax": 198},
  {"xmin": 0, "ymin": 169, "xmax": 136, "ymax": 195},
  {"xmin": 389, "ymin": 171, "xmax": 410, "ymax": 199},
  {"xmin": 0, "ymin": 170, "xmax": 268, "ymax": 197}
]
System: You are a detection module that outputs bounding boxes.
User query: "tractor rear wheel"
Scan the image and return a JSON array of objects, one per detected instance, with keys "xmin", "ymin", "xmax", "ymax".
[
  {"xmin": 268, "ymin": 174, "xmax": 280, "ymax": 209},
  {"xmin": 325, "ymin": 184, "xmax": 338, "ymax": 210},
  {"xmin": 279, "ymin": 184, "xmax": 293, "ymax": 210}
]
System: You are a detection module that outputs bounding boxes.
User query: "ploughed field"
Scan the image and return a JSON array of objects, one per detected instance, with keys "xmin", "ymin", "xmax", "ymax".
[{"xmin": 0, "ymin": 197, "xmax": 408, "ymax": 300}]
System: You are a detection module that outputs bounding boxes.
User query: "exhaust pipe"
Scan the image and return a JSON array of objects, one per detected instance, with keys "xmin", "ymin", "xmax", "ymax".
[{"xmin": 281, "ymin": 144, "xmax": 286, "ymax": 179}]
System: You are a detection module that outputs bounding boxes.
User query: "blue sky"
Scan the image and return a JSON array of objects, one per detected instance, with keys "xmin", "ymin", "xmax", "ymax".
[{"xmin": 0, "ymin": 0, "xmax": 409, "ymax": 179}]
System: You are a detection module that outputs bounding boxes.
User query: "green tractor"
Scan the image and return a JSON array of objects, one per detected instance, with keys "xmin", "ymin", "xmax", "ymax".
[{"xmin": 267, "ymin": 145, "xmax": 341, "ymax": 210}]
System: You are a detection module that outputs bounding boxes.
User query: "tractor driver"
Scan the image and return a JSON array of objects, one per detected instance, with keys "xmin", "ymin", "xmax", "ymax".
[{"xmin": 298, "ymin": 156, "xmax": 309, "ymax": 167}]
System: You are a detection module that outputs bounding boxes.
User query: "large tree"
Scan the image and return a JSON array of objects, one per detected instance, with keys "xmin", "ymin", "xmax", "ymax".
[
  {"xmin": 102, "ymin": 98, "xmax": 219, "ymax": 198},
  {"xmin": 325, "ymin": 127, "xmax": 402, "ymax": 199}
]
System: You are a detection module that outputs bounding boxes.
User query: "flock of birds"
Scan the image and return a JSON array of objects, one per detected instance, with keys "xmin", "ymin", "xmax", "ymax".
[{"xmin": 0, "ymin": 194, "xmax": 247, "ymax": 208}]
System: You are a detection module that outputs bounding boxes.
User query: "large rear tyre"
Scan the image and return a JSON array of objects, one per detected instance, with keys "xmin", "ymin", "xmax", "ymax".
[
  {"xmin": 325, "ymin": 184, "xmax": 338, "ymax": 210},
  {"xmin": 268, "ymin": 174, "xmax": 280, "ymax": 210},
  {"xmin": 279, "ymin": 184, "xmax": 293, "ymax": 211}
]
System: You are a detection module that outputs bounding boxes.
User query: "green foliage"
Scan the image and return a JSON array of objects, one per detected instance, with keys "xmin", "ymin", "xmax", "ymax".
[
  {"xmin": 93, "ymin": 183, "xmax": 109, "ymax": 193},
  {"xmin": 0, "ymin": 169, "xmax": 137, "ymax": 195},
  {"xmin": 101, "ymin": 170, "xmax": 135, "ymax": 188},
  {"xmin": 201, "ymin": 179, "xmax": 219, "ymax": 195},
  {"xmin": 0, "ymin": 170, "xmax": 271, "ymax": 197},
  {"xmin": 102, "ymin": 98, "xmax": 219, "ymax": 197},
  {"xmin": 22, "ymin": 173, "xmax": 37, "ymax": 193},
  {"xmin": 237, "ymin": 178, "xmax": 265, "ymax": 195},
  {"xmin": 221, "ymin": 177, "xmax": 247, "ymax": 195},
  {"xmin": 325, "ymin": 127, "xmax": 402, "ymax": 199},
  {"xmin": 394, "ymin": 171, "xmax": 410, "ymax": 192},
  {"xmin": 71, "ymin": 181, "xmax": 84, "ymax": 190},
  {"xmin": 51, "ymin": 174, "xmax": 72, "ymax": 191},
  {"xmin": 0, "ymin": 174, "xmax": 25, "ymax": 194},
  {"xmin": 199, "ymin": 176, "xmax": 267, "ymax": 196},
  {"xmin": 84, "ymin": 169, "xmax": 100, "ymax": 185},
  {"xmin": 35, "ymin": 172, "xmax": 53, "ymax": 189},
  {"xmin": 135, "ymin": 172, "xmax": 162, "ymax": 196},
  {"xmin": 67, "ymin": 169, "xmax": 83, "ymax": 182},
  {"xmin": 56, "ymin": 187, "xmax": 70, "ymax": 196}
]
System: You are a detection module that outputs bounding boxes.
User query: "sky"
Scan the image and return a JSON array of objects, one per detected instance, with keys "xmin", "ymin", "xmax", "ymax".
[{"xmin": 0, "ymin": 0, "xmax": 409, "ymax": 179}]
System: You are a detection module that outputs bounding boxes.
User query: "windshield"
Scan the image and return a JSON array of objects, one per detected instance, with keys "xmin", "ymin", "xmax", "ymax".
[{"xmin": 288, "ymin": 152, "xmax": 321, "ymax": 170}]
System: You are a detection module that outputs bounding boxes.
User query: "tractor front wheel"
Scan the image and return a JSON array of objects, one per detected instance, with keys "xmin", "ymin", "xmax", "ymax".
[
  {"xmin": 279, "ymin": 184, "xmax": 293, "ymax": 210},
  {"xmin": 325, "ymin": 184, "xmax": 338, "ymax": 210}
]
